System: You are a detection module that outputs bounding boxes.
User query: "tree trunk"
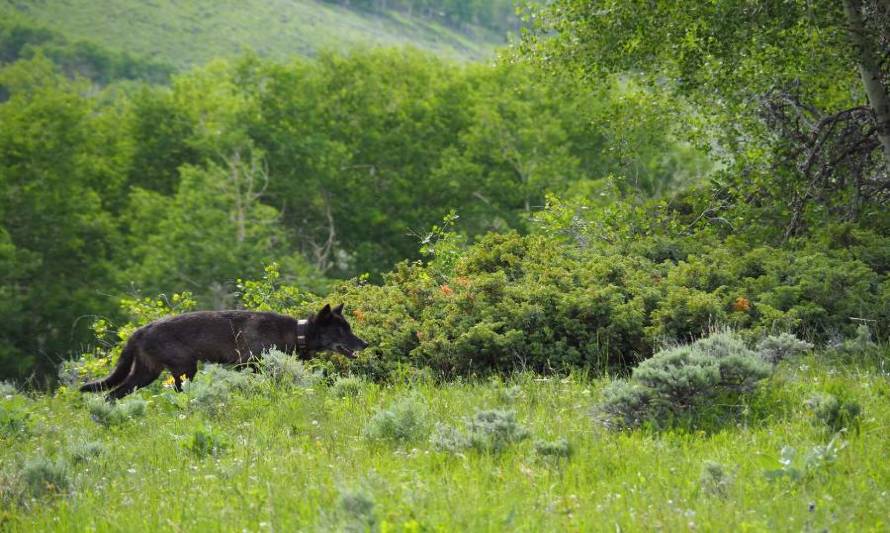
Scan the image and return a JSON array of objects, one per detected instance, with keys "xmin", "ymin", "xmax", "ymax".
[{"xmin": 843, "ymin": 0, "xmax": 890, "ymax": 173}]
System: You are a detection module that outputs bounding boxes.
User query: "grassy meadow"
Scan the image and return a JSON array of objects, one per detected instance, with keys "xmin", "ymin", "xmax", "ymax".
[
  {"xmin": 2, "ymin": 0, "xmax": 506, "ymax": 67},
  {"xmin": 2, "ymin": 348, "xmax": 888, "ymax": 531}
]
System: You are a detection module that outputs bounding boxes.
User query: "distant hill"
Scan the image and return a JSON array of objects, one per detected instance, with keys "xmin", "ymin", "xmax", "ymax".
[{"xmin": 0, "ymin": 0, "xmax": 516, "ymax": 69}]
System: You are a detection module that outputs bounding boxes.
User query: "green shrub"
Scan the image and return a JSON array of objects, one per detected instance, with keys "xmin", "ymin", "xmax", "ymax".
[
  {"xmin": 183, "ymin": 364, "xmax": 254, "ymax": 415},
  {"xmin": 87, "ymin": 397, "xmax": 146, "ymax": 427},
  {"xmin": 597, "ymin": 380, "xmax": 655, "ymax": 431},
  {"xmin": 322, "ymin": 228, "xmax": 888, "ymax": 379},
  {"xmin": 67, "ymin": 441, "xmax": 106, "ymax": 464},
  {"xmin": 331, "ymin": 376, "xmax": 366, "ymax": 398},
  {"xmin": 364, "ymin": 395, "xmax": 430, "ymax": 444},
  {"xmin": 497, "ymin": 384, "xmax": 522, "ymax": 404},
  {"xmin": 434, "ymin": 409, "xmax": 530, "ymax": 454},
  {"xmin": 257, "ymin": 349, "xmax": 322, "ymax": 388},
  {"xmin": 595, "ymin": 331, "xmax": 772, "ymax": 430},
  {"xmin": 334, "ymin": 232, "xmax": 656, "ymax": 378},
  {"xmin": 756, "ymin": 333, "xmax": 813, "ymax": 364},
  {"xmin": 21, "ymin": 456, "xmax": 70, "ymax": 498},
  {"xmin": 534, "ymin": 437, "xmax": 572, "ymax": 459},
  {"xmin": 430, "ymin": 422, "xmax": 471, "ymax": 453},
  {"xmin": 632, "ymin": 345, "xmax": 722, "ymax": 407},
  {"xmin": 465, "ymin": 409, "xmax": 530, "ymax": 453},
  {"xmin": 805, "ymin": 393, "xmax": 862, "ymax": 434},
  {"xmin": 839, "ymin": 324, "xmax": 877, "ymax": 354},
  {"xmin": 649, "ymin": 287, "xmax": 727, "ymax": 343}
]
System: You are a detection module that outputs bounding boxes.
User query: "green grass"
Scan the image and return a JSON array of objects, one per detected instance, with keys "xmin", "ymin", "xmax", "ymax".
[
  {"xmin": 1, "ymin": 350, "xmax": 889, "ymax": 531},
  {"xmin": 1, "ymin": 0, "xmax": 508, "ymax": 68}
]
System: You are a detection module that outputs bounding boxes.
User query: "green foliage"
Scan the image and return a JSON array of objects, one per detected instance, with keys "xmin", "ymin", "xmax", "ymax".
[
  {"xmin": 21, "ymin": 456, "xmax": 70, "ymax": 498},
  {"xmin": 0, "ymin": 394, "xmax": 30, "ymax": 438},
  {"xmin": 764, "ymin": 437, "xmax": 848, "ymax": 482},
  {"xmin": 334, "ymin": 232, "xmax": 655, "ymax": 377},
  {"xmin": 123, "ymin": 159, "xmax": 324, "ymax": 305},
  {"xmin": 182, "ymin": 365, "xmax": 254, "ymax": 416},
  {"xmin": 257, "ymin": 350, "xmax": 323, "ymax": 389},
  {"xmin": 756, "ymin": 333, "xmax": 814, "ymax": 364},
  {"xmin": 433, "ymin": 409, "xmax": 529, "ymax": 454},
  {"xmin": 0, "ymin": 15, "xmax": 172, "ymax": 85},
  {"xmin": 2, "ymin": 46, "xmax": 705, "ymax": 381},
  {"xmin": 805, "ymin": 393, "xmax": 862, "ymax": 435},
  {"xmin": 66, "ymin": 441, "xmax": 105, "ymax": 465},
  {"xmin": 430, "ymin": 422, "xmax": 471, "ymax": 454},
  {"xmin": 185, "ymin": 427, "xmax": 229, "ymax": 458},
  {"xmin": 364, "ymin": 395, "xmax": 430, "ymax": 444},
  {"xmin": 200, "ymin": 212, "xmax": 885, "ymax": 381},
  {"xmin": 331, "ymin": 376, "xmax": 366, "ymax": 399},
  {"xmin": 533, "ymin": 437, "xmax": 571, "ymax": 459},
  {"xmin": 464, "ymin": 409, "xmax": 530, "ymax": 453},
  {"xmin": 838, "ymin": 324, "xmax": 878, "ymax": 354},
  {"xmin": 524, "ymin": 0, "xmax": 890, "ymax": 240},
  {"xmin": 0, "ymin": 381, "xmax": 17, "ymax": 398},
  {"xmin": 596, "ymin": 331, "xmax": 772, "ymax": 430},
  {"xmin": 87, "ymin": 397, "xmax": 147, "ymax": 427},
  {"xmin": 237, "ymin": 263, "xmax": 312, "ymax": 313},
  {"xmin": 595, "ymin": 381, "xmax": 654, "ymax": 431},
  {"xmin": 0, "ymin": 56, "xmax": 124, "ymax": 379}
]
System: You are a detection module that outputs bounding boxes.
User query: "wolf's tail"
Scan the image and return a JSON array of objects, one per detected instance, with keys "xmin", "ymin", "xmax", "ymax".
[{"xmin": 79, "ymin": 342, "xmax": 137, "ymax": 393}]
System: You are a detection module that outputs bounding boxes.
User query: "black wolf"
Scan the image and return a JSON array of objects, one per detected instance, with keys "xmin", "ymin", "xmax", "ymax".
[{"xmin": 80, "ymin": 303, "xmax": 367, "ymax": 400}]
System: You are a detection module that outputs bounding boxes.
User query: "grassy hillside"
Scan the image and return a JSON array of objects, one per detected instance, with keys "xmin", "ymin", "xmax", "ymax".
[
  {"xmin": 1, "ymin": 0, "xmax": 509, "ymax": 68},
  {"xmin": 1, "ymin": 348, "xmax": 887, "ymax": 530}
]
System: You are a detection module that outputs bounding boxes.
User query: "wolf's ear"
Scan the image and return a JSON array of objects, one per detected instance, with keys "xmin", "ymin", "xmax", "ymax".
[
  {"xmin": 317, "ymin": 303, "xmax": 332, "ymax": 321},
  {"xmin": 333, "ymin": 303, "xmax": 344, "ymax": 315}
]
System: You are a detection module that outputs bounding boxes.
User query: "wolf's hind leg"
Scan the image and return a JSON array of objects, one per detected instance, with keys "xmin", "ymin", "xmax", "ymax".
[{"xmin": 106, "ymin": 361, "xmax": 162, "ymax": 400}]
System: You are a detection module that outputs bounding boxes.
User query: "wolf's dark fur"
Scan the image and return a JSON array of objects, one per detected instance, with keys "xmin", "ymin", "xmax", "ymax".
[{"xmin": 80, "ymin": 304, "xmax": 367, "ymax": 400}]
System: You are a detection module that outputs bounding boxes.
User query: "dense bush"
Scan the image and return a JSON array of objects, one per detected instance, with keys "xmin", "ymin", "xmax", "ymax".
[
  {"xmin": 318, "ymin": 220, "xmax": 888, "ymax": 379},
  {"xmin": 335, "ymin": 232, "xmax": 657, "ymax": 378}
]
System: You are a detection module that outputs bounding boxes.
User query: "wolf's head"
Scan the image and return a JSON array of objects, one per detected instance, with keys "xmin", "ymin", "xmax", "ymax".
[{"xmin": 312, "ymin": 303, "xmax": 368, "ymax": 358}]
